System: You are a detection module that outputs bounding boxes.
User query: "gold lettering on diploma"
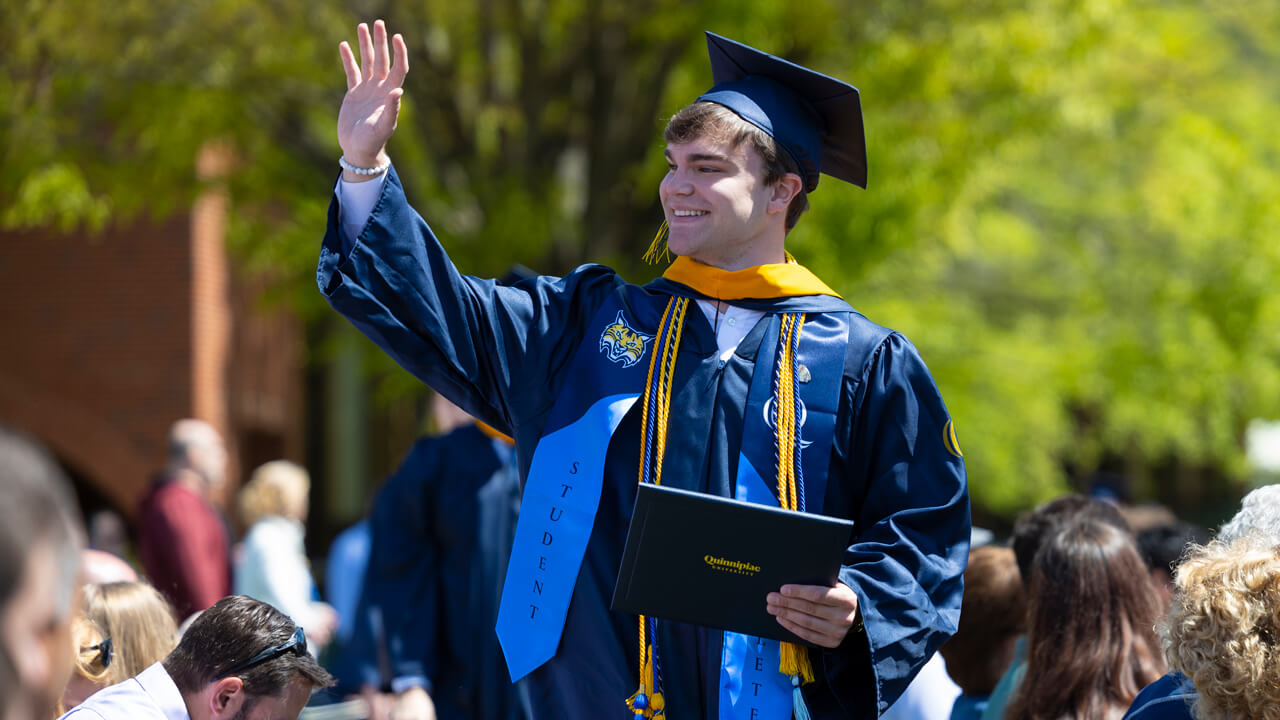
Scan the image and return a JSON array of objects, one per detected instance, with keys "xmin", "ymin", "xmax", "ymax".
[{"xmin": 703, "ymin": 554, "xmax": 761, "ymax": 577}]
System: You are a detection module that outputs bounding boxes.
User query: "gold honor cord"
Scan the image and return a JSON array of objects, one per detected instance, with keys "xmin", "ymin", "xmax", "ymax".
[
  {"xmin": 775, "ymin": 313, "xmax": 816, "ymax": 688},
  {"xmin": 626, "ymin": 302, "xmax": 816, "ymax": 717},
  {"xmin": 628, "ymin": 295, "xmax": 689, "ymax": 719}
]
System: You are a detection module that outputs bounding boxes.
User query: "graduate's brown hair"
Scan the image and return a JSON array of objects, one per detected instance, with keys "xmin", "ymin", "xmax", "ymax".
[{"xmin": 664, "ymin": 102, "xmax": 810, "ymax": 231}]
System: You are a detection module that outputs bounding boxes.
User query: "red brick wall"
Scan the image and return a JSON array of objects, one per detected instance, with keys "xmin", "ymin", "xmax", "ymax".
[
  {"xmin": 0, "ymin": 214, "xmax": 195, "ymax": 513},
  {"xmin": 0, "ymin": 148, "xmax": 304, "ymax": 522}
]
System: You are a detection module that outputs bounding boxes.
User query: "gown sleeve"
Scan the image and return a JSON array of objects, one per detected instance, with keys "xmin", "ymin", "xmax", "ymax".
[
  {"xmin": 317, "ymin": 165, "xmax": 623, "ymax": 432},
  {"xmin": 822, "ymin": 332, "xmax": 971, "ymax": 717}
]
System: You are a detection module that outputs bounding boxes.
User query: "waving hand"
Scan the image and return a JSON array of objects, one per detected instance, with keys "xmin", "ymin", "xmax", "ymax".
[{"xmin": 338, "ymin": 20, "xmax": 409, "ymax": 178}]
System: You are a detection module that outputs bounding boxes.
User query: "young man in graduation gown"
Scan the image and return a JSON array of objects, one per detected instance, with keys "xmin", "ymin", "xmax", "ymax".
[{"xmin": 318, "ymin": 20, "xmax": 970, "ymax": 719}]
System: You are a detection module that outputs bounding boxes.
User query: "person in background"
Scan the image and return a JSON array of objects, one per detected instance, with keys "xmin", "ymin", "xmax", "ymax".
[
  {"xmin": 137, "ymin": 420, "xmax": 231, "ymax": 621},
  {"xmin": 940, "ymin": 545, "xmax": 1026, "ymax": 720},
  {"xmin": 1136, "ymin": 521, "xmax": 1210, "ymax": 616},
  {"xmin": 234, "ymin": 461, "xmax": 337, "ymax": 652},
  {"xmin": 1123, "ymin": 483, "xmax": 1280, "ymax": 720},
  {"xmin": 80, "ymin": 552, "xmax": 138, "ymax": 587},
  {"xmin": 1, "ymin": 424, "xmax": 85, "ymax": 720},
  {"xmin": 57, "ymin": 616, "xmax": 111, "ymax": 713},
  {"xmin": 337, "ymin": 413, "xmax": 529, "ymax": 720},
  {"xmin": 324, "ymin": 516, "xmax": 370, "ymax": 651},
  {"xmin": 981, "ymin": 495, "xmax": 1134, "ymax": 720},
  {"xmin": 1157, "ymin": 539, "xmax": 1280, "ymax": 720},
  {"xmin": 86, "ymin": 511, "xmax": 129, "ymax": 563},
  {"xmin": 879, "ymin": 655, "xmax": 961, "ymax": 720},
  {"xmin": 1005, "ymin": 519, "xmax": 1165, "ymax": 720},
  {"xmin": 82, "ymin": 582, "xmax": 179, "ymax": 686},
  {"xmin": 59, "ymin": 595, "xmax": 333, "ymax": 720}
]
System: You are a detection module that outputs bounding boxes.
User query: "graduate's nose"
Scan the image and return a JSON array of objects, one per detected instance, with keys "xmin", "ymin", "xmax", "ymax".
[{"xmin": 660, "ymin": 168, "xmax": 693, "ymax": 199}]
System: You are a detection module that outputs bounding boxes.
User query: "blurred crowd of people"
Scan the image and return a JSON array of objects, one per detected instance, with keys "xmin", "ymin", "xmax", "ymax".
[
  {"xmin": 884, "ymin": 484, "xmax": 1280, "ymax": 720},
  {"xmin": 8, "ymin": 407, "xmax": 1280, "ymax": 720},
  {"xmin": 0, "ymin": 403, "xmax": 522, "ymax": 720},
  {"xmin": 0, "ymin": 421, "xmax": 336, "ymax": 720}
]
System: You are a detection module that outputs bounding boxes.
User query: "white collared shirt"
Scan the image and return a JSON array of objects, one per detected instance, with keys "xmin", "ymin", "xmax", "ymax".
[
  {"xmin": 336, "ymin": 177, "xmax": 764, "ymax": 361},
  {"xmin": 61, "ymin": 662, "xmax": 190, "ymax": 720}
]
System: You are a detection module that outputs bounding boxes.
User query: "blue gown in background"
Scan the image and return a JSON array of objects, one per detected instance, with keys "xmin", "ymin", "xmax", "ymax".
[
  {"xmin": 338, "ymin": 423, "xmax": 531, "ymax": 720},
  {"xmin": 318, "ymin": 166, "xmax": 970, "ymax": 719}
]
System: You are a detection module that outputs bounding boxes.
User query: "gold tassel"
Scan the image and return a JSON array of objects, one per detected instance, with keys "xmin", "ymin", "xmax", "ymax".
[
  {"xmin": 780, "ymin": 641, "xmax": 815, "ymax": 684},
  {"xmin": 625, "ymin": 641, "xmax": 665, "ymax": 718},
  {"xmin": 643, "ymin": 221, "xmax": 671, "ymax": 265}
]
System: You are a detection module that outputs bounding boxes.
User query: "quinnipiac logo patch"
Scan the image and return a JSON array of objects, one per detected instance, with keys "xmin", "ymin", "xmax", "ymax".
[
  {"xmin": 944, "ymin": 419, "xmax": 963, "ymax": 459},
  {"xmin": 599, "ymin": 311, "xmax": 654, "ymax": 368}
]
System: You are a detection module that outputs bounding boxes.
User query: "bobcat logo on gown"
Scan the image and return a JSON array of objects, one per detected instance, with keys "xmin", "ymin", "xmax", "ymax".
[{"xmin": 599, "ymin": 311, "xmax": 653, "ymax": 368}]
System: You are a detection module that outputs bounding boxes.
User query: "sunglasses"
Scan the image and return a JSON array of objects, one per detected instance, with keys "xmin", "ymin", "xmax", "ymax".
[
  {"xmin": 84, "ymin": 637, "xmax": 113, "ymax": 669},
  {"xmin": 219, "ymin": 626, "xmax": 307, "ymax": 678}
]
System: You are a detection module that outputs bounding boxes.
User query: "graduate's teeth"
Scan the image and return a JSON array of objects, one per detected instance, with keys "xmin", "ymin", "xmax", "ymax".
[{"xmin": 673, "ymin": 210, "xmax": 707, "ymax": 217}]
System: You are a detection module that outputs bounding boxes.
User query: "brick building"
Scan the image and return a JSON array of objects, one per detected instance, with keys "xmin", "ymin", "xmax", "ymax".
[{"xmin": 0, "ymin": 146, "xmax": 305, "ymax": 527}]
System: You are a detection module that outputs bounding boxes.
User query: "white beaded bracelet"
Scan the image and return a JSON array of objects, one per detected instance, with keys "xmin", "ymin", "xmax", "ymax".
[{"xmin": 339, "ymin": 155, "xmax": 391, "ymax": 176}]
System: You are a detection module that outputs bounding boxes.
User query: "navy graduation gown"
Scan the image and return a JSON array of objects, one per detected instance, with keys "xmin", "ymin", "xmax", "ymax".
[
  {"xmin": 318, "ymin": 166, "xmax": 970, "ymax": 719},
  {"xmin": 340, "ymin": 425, "xmax": 531, "ymax": 720}
]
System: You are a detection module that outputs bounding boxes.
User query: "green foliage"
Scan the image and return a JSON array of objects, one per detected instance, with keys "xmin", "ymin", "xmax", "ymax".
[
  {"xmin": 3, "ymin": 0, "xmax": 1278, "ymax": 519},
  {"xmin": 799, "ymin": 0, "xmax": 1280, "ymax": 513}
]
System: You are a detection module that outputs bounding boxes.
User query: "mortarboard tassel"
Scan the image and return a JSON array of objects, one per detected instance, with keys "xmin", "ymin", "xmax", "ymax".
[{"xmin": 643, "ymin": 221, "xmax": 671, "ymax": 265}]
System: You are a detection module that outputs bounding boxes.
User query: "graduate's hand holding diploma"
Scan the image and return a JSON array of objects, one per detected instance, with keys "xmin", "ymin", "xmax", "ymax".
[
  {"xmin": 337, "ymin": 20, "xmax": 408, "ymax": 183},
  {"xmin": 766, "ymin": 582, "xmax": 860, "ymax": 648}
]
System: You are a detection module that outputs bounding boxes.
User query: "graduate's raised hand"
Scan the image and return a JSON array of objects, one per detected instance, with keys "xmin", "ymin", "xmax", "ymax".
[
  {"xmin": 337, "ymin": 20, "xmax": 408, "ymax": 175},
  {"xmin": 766, "ymin": 582, "xmax": 861, "ymax": 649}
]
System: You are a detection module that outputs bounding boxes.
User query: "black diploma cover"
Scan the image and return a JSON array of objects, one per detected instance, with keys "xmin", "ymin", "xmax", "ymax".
[{"xmin": 611, "ymin": 483, "xmax": 855, "ymax": 647}]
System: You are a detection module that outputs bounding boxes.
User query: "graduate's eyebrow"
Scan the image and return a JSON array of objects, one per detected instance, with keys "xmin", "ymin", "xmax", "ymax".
[{"xmin": 665, "ymin": 148, "xmax": 734, "ymax": 165}]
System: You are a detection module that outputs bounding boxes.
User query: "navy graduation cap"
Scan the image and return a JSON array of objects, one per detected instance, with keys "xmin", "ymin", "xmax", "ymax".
[{"xmin": 697, "ymin": 32, "xmax": 867, "ymax": 191}]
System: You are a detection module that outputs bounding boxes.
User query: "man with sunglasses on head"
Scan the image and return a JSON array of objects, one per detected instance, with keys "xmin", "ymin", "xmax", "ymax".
[{"xmin": 60, "ymin": 596, "xmax": 333, "ymax": 720}]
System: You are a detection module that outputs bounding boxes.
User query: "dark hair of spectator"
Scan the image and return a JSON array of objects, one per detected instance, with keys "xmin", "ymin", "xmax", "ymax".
[
  {"xmin": 939, "ymin": 545, "xmax": 1026, "ymax": 695},
  {"xmin": 1006, "ymin": 519, "xmax": 1166, "ymax": 720},
  {"xmin": 163, "ymin": 595, "xmax": 333, "ymax": 700},
  {"xmin": 1011, "ymin": 494, "xmax": 1132, "ymax": 590},
  {"xmin": 1138, "ymin": 522, "xmax": 1211, "ymax": 577}
]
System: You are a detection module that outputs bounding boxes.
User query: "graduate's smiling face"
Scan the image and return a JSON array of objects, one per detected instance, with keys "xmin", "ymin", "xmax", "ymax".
[{"xmin": 660, "ymin": 135, "xmax": 795, "ymax": 271}]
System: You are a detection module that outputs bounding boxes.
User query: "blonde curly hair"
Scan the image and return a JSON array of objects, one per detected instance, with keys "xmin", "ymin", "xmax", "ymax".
[{"xmin": 1161, "ymin": 539, "xmax": 1280, "ymax": 720}]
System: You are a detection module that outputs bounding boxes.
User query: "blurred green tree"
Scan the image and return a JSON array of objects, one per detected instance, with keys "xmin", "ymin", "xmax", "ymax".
[
  {"xmin": 791, "ymin": 0, "xmax": 1280, "ymax": 516},
  {"xmin": 3, "ymin": 0, "xmax": 1278, "ymax": 521}
]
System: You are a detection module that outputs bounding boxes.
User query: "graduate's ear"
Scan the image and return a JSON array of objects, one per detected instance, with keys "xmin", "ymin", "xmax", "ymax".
[{"xmin": 767, "ymin": 173, "xmax": 803, "ymax": 216}]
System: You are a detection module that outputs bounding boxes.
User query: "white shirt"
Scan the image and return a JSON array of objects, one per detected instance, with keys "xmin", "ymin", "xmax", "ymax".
[
  {"xmin": 336, "ymin": 176, "xmax": 765, "ymax": 361},
  {"xmin": 234, "ymin": 515, "xmax": 324, "ymax": 633},
  {"xmin": 61, "ymin": 663, "xmax": 189, "ymax": 720}
]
